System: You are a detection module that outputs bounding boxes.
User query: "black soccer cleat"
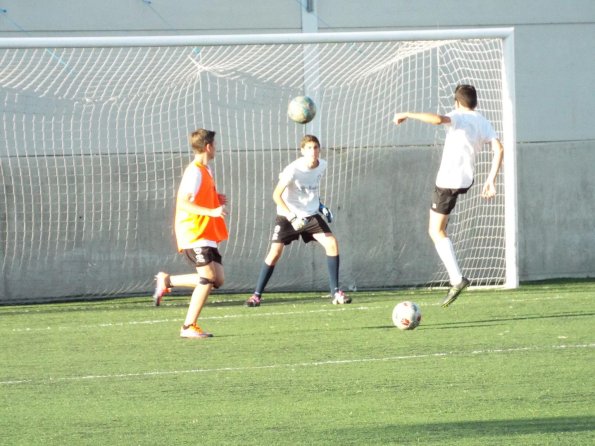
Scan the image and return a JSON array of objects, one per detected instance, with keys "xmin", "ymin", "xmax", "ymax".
[{"xmin": 441, "ymin": 277, "xmax": 470, "ymax": 308}]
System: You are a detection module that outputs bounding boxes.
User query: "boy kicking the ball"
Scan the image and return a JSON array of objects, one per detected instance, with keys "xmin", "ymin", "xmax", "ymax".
[
  {"xmin": 245, "ymin": 134, "xmax": 350, "ymax": 307},
  {"xmin": 153, "ymin": 129, "xmax": 228, "ymax": 338},
  {"xmin": 393, "ymin": 84, "xmax": 503, "ymax": 307}
]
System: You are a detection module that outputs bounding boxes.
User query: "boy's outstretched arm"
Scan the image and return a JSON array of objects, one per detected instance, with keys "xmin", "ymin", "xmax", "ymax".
[{"xmin": 393, "ymin": 112, "xmax": 450, "ymax": 126}]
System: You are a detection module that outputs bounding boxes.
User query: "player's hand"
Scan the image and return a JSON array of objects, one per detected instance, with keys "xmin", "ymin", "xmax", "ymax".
[
  {"xmin": 287, "ymin": 213, "xmax": 306, "ymax": 231},
  {"xmin": 211, "ymin": 206, "xmax": 227, "ymax": 217},
  {"xmin": 218, "ymin": 193, "xmax": 227, "ymax": 205},
  {"xmin": 481, "ymin": 181, "xmax": 497, "ymax": 199},
  {"xmin": 393, "ymin": 112, "xmax": 407, "ymax": 125},
  {"xmin": 319, "ymin": 202, "xmax": 333, "ymax": 223},
  {"xmin": 291, "ymin": 217, "xmax": 307, "ymax": 231}
]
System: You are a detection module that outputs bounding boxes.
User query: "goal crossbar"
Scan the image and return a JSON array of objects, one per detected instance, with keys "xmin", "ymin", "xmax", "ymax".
[{"xmin": 0, "ymin": 28, "xmax": 515, "ymax": 48}]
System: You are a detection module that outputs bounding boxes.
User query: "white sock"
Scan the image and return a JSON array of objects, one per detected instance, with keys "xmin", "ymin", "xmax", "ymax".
[{"xmin": 434, "ymin": 237, "xmax": 462, "ymax": 285}]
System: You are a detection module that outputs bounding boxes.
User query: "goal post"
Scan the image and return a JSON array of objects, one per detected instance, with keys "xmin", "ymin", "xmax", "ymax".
[
  {"xmin": 502, "ymin": 32, "xmax": 519, "ymax": 289},
  {"xmin": 0, "ymin": 28, "xmax": 517, "ymax": 303}
]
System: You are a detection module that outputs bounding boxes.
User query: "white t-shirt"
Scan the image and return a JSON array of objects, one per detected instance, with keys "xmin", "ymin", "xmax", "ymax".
[
  {"xmin": 435, "ymin": 110, "xmax": 497, "ymax": 189},
  {"xmin": 178, "ymin": 162, "xmax": 208, "ymax": 199},
  {"xmin": 277, "ymin": 158, "xmax": 327, "ymax": 218}
]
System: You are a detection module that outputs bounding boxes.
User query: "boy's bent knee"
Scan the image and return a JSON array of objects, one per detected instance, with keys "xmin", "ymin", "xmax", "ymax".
[
  {"xmin": 322, "ymin": 235, "xmax": 339, "ymax": 254},
  {"xmin": 199, "ymin": 277, "xmax": 216, "ymax": 286},
  {"xmin": 199, "ymin": 276, "xmax": 224, "ymax": 289}
]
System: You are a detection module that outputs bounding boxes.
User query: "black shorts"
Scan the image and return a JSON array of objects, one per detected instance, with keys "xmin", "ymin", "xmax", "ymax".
[
  {"xmin": 271, "ymin": 214, "xmax": 332, "ymax": 245},
  {"xmin": 182, "ymin": 246, "xmax": 223, "ymax": 267},
  {"xmin": 431, "ymin": 185, "xmax": 471, "ymax": 215}
]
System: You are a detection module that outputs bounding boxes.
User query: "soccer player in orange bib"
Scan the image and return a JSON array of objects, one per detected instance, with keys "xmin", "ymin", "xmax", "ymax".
[{"xmin": 153, "ymin": 129, "xmax": 228, "ymax": 338}]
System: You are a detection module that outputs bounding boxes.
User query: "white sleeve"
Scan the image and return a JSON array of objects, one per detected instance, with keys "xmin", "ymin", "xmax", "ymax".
[
  {"xmin": 278, "ymin": 163, "xmax": 295, "ymax": 185},
  {"xmin": 482, "ymin": 118, "xmax": 498, "ymax": 141},
  {"xmin": 178, "ymin": 165, "xmax": 202, "ymax": 199}
]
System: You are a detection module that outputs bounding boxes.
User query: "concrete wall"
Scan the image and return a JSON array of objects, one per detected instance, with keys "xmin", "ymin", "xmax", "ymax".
[{"xmin": 1, "ymin": 1, "xmax": 594, "ymax": 301}]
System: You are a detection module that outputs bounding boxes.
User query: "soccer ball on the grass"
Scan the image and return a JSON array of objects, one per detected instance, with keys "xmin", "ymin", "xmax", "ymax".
[
  {"xmin": 392, "ymin": 301, "xmax": 422, "ymax": 330},
  {"xmin": 287, "ymin": 95, "xmax": 317, "ymax": 124}
]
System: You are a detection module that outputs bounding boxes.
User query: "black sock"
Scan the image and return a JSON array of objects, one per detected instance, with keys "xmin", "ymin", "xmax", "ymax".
[
  {"xmin": 327, "ymin": 255, "xmax": 340, "ymax": 294},
  {"xmin": 255, "ymin": 263, "xmax": 275, "ymax": 296}
]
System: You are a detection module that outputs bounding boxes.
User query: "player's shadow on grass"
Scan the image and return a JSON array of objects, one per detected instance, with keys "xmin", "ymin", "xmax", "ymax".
[
  {"xmin": 146, "ymin": 295, "xmax": 327, "ymax": 309},
  {"xmin": 206, "ymin": 294, "xmax": 330, "ymax": 308},
  {"xmin": 423, "ymin": 311, "xmax": 595, "ymax": 330},
  {"xmin": 372, "ymin": 310, "xmax": 595, "ymax": 331},
  {"xmin": 332, "ymin": 415, "xmax": 595, "ymax": 442}
]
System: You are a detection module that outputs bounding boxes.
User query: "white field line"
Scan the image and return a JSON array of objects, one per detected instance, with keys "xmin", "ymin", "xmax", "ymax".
[
  {"xmin": 1, "ymin": 291, "xmax": 571, "ymax": 317},
  {"xmin": 1, "ymin": 343, "xmax": 593, "ymax": 386},
  {"xmin": 8, "ymin": 307, "xmax": 370, "ymax": 333}
]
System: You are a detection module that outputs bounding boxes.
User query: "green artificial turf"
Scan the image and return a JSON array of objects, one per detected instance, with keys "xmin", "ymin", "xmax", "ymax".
[{"xmin": 1, "ymin": 281, "xmax": 594, "ymax": 445}]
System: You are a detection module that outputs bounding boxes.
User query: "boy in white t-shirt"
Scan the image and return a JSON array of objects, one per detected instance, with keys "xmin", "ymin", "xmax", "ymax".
[
  {"xmin": 245, "ymin": 135, "xmax": 351, "ymax": 307},
  {"xmin": 393, "ymin": 84, "xmax": 504, "ymax": 307}
]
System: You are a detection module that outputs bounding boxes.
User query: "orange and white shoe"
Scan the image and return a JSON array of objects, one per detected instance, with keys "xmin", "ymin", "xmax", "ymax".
[
  {"xmin": 180, "ymin": 323, "xmax": 213, "ymax": 339},
  {"xmin": 153, "ymin": 272, "xmax": 171, "ymax": 306}
]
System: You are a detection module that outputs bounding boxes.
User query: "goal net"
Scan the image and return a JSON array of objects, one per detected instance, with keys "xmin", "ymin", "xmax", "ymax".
[{"xmin": 0, "ymin": 30, "xmax": 516, "ymax": 303}]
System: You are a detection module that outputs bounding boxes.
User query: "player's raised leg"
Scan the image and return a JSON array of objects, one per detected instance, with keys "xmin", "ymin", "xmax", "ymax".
[{"xmin": 153, "ymin": 271, "xmax": 172, "ymax": 306}]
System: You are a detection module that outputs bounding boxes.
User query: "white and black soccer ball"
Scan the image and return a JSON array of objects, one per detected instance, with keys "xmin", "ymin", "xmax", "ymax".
[
  {"xmin": 392, "ymin": 301, "xmax": 422, "ymax": 330},
  {"xmin": 287, "ymin": 95, "xmax": 317, "ymax": 124}
]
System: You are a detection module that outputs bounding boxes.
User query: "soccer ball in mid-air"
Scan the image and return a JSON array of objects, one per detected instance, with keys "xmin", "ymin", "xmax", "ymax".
[
  {"xmin": 392, "ymin": 301, "xmax": 422, "ymax": 330},
  {"xmin": 287, "ymin": 95, "xmax": 317, "ymax": 124}
]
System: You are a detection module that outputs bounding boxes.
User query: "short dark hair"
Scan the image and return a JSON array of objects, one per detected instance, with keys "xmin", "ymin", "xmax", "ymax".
[
  {"xmin": 454, "ymin": 84, "xmax": 478, "ymax": 109},
  {"xmin": 300, "ymin": 134, "xmax": 320, "ymax": 149},
  {"xmin": 190, "ymin": 129, "xmax": 216, "ymax": 153}
]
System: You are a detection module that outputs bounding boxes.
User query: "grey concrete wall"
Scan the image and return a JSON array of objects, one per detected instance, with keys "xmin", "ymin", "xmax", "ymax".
[
  {"xmin": 518, "ymin": 140, "xmax": 595, "ymax": 280},
  {"xmin": 1, "ymin": 0, "xmax": 594, "ymax": 302}
]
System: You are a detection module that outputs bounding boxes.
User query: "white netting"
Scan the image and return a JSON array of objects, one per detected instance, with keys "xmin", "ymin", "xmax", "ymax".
[{"xmin": 0, "ymin": 34, "xmax": 511, "ymax": 302}]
